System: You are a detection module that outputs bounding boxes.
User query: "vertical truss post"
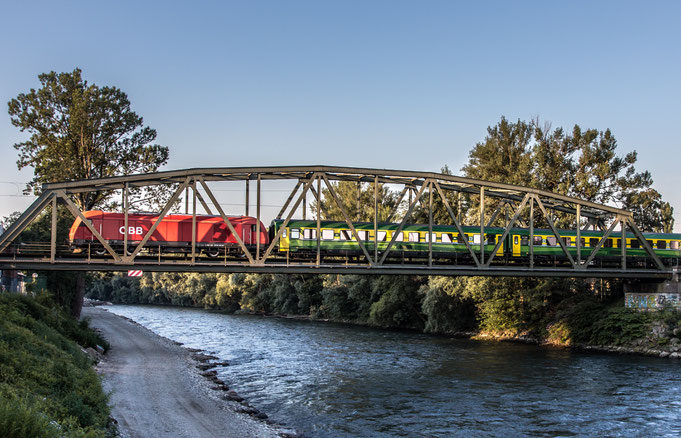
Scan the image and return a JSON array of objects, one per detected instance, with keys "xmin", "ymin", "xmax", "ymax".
[
  {"xmin": 529, "ymin": 197, "xmax": 534, "ymax": 269},
  {"xmin": 621, "ymin": 218, "xmax": 626, "ymax": 271},
  {"xmin": 191, "ymin": 179, "xmax": 197, "ymax": 264},
  {"xmin": 185, "ymin": 185, "xmax": 189, "ymax": 214},
  {"xmin": 316, "ymin": 175, "xmax": 321, "ymax": 266},
  {"xmin": 457, "ymin": 192, "xmax": 462, "ymax": 224},
  {"xmin": 374, "ymin": 175, "xmax": 379, "ymax": 263},
  {"xmin": 303, "ymin": 190, "xmax": 307, "ymax": 220},
  {"xmin": 480, "ymin": 187, "xmax": 485, "ymax": 265},
  {"xmin": 245, "ymin": 179, "xmax": 250, "ymax": 216},
  {"xmin": 576, "ymin": 204, "xmax": 581, "ymax": 265},
  {"xmin": 357, "ymin": 181, "xmax": 361, "ymax": 221},
  {"xmin": 50, "ymin": 195, "xmax": 57, "ymax": 263},
  {"xmin": 428, "ymin": 181, "xmax": 433, "ymax": 267},
  {"xmin": 256, "ymin": 174, "xmax": 261, "ymax": 261},
  {"xmin": 123, "ymin": 182, "xmax": 129, "ymax": 254}
]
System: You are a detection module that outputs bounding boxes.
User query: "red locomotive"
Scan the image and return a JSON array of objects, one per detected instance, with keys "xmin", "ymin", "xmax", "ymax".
[{"xmin": 69, "ymin": 211, "xmax": 268, "ymax": 256}]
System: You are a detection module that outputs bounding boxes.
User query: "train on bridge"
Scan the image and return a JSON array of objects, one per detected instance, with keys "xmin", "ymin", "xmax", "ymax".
[{"xmin": 68, "ymin": 211, "xmax": 681, "ymax": 267}]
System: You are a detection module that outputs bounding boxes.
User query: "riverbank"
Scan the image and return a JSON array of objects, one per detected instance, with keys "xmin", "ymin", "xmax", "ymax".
[
  {"xmin": 0, "ymin": 293, "xmax": 112, "ymax": 437},
  {"xmin": 82, "ymin": 306, "xmax": 289, "ymax": 438}
]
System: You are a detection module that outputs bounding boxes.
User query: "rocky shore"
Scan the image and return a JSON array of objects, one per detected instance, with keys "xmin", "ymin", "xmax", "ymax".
[{"xmin": 82, "ymin": 307, "xmax": 297, "ymax": 438}]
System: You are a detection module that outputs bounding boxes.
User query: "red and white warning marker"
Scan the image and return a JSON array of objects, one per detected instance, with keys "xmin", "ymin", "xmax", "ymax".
[{"xmin": 127, "ymin": 270, "xmax": 143, "ymax": 277}]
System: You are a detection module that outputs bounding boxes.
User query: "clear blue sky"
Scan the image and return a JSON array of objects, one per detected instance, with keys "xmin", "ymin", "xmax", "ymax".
[{"xmin": 1, "ymin": 1, "xmax": 679, "ymax": 229}]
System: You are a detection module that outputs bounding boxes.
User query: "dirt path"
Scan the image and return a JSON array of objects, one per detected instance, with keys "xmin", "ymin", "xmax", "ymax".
[{"xmin": 82, "ymin": 307, "xmax": 281, "ymax": 438}]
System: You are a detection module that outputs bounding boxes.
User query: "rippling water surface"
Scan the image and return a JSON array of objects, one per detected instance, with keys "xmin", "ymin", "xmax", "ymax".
[{"xmin": 103, "ymin": 305, "xmax": 681, "ymax": 437}]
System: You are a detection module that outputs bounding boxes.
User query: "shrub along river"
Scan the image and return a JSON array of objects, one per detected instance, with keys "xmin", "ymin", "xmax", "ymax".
[{"xmin": 103, "ymin": 305, "xmax": 681, "ymax": 437}]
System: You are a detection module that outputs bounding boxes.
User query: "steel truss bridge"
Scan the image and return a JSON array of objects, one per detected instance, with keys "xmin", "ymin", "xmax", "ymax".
[{"xmin": 0, "ymin": 166, "xmax": 674, "ymax": 280}]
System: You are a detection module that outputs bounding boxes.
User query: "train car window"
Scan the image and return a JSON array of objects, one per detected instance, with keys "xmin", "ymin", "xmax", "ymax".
[
  {"xmin": 671, "ymin": 241, "xmax": 680, "ymax": 250},
  {"xmin": 473, "ymin": 234, "xmax": 481, "ymax": 244},
  {"xmin": 589, "ymin": 238, "xmax": 598, "ymax": 247},
  {"xmin": 394, "ymin": 232, "xmax": 404, "ymax": 242},
  {"xmin": 408, "ymin": 232, "xmax": 420, "ymax": 242},
  {"xmin": 646, "ymin": 240, "xmax": 654, "ymax": 248},
  {"xmin": 579, "ymin": 238, "xmax": 586, "ymax": 247},
  {"xmin": 303, "ymin": 229, "xmax": 317, "ymax": 240},
  {"xmin": 521, "ymin": 236, "xmax": 529, "ymax": 246},
  {"xmin": 657, "ymin": 240, "xmax": 667, "ymax": 249},
  {"xmin": 514, "ymin": 236, "xmax": 519, "ymax": 245},
  {"xmin": 487, "ymin": 234, "xmax": 496, "ymax": 245},
  {"xmin": 357, "ymin": 230, "xmax": 369, "ymax": 241},
  {"xmin": 441, "ymin": 233, "xmax": 452, "ymax": 243},
  {"xmin": 251, "ymin": 224, "xmax": 257, "ymax": 233},
  {"xmin": 377, "ymin": 231, "xmax": 387, "ymax": 241},
  {"xmin": 604, "ymin": 239, "xmax": 613, "ymax": 248},
  {"xmin": 321, "ymin": 229, "xmax": 334, "ymax": 240},
  {"xmin": 533, "ymin": 236, "xmax": 543, "ymax": 246},
  {"xmin": 456, "ymin": 234, "xmax": 466, "ymax": 244},
  {"xmin": 630, "ymin": 239, "xmax": 640, "ymax": 249},
  {"xmin": 339, "ymin": 230, "xmax": 351, "ymax": 240},
  {"xmin": 615, "ymin": 238, "xmax": 622, "ymax": 248},
  {"xmin": 290, "ymin": 229, "xmax": 300, "ymax": 239},
  {"xmin": 424, "ymin": 233, "xmax": 437, "ymax": 243},
  {"xmin": 563, "ymin": 237, "xmax": 572, "ymax": 246},
  {"xmin": 547, "ymin": 236, "xmax": 557, "ymax": 246}
]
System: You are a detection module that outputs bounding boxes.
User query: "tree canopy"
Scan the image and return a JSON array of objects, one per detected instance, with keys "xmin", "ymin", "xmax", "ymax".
[{"xmin": 7, "ymin": 68, "xmax": 169, "ymax": 210}]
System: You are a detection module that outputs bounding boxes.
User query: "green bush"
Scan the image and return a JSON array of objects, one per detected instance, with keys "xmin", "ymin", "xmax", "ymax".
[{"xmin": 0, "ymin": 294, "xmax": 111, "ymax": 437}]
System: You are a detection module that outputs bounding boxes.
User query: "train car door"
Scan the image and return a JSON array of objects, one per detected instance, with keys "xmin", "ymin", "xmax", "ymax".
[{"xmin": 512, "ymin": 234, "xmax": 521, "ymax": 257}]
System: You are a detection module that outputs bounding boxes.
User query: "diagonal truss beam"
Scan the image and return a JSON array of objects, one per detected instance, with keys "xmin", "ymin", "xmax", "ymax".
[
  {"xmin": 0, "ymin": 191, "xmax": 53, "ymax": 254},
  {"xmin": 321, "ymin": 174, "xmax": 374, "ymax": 265},
  {"xmin": 485, "ymin": 194, "xmax": 531, "ymax": 267},
  {"xmin": 534, "ymin": 196, "xmax": 576, "ymax": 267},
  {"xmin": 198, "ymin": 177, "xmax": 255, "ymax": 264},
  {"xmin": 582, "ymin": 219, "xmax": 620, "ymax": 267},
  {"xmin": 58, "ymin": 191, "xmax": 122, "ymax": 262},
  {"xmin": 378, "ymin": 180, "xmax": 431, "ymax": 265},
  {"xmin": 386, "ymin": 186, "xmax": 409, "ymax": 223},
  {"xmin": 432, "ymin": 181, "xmax": 481, "ymax": 267},
  {"xmin": 276, "ymin": 180, "xmax": 303, "ymax": 219},
  {"xmin": 259, "ymin": 174, "xmax": 318, "ymax": 264},
  {"xmin": 125, "ymin": 177, "xmax": 191, "ymax": 261},
  {"xmin": 626, "ymin": 217, "xmax": 665, "ymax": 270}
]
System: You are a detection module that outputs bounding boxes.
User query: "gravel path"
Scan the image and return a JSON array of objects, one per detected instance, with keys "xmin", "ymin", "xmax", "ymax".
[{"xmin": 82, "ymin": 307, "xmax": 281, "ymax": 438}]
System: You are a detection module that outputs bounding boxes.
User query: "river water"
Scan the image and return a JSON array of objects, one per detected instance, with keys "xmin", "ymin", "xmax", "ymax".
[{"xmin": 102, "ymin": 305, "xmax": 681, "ymax": 437}]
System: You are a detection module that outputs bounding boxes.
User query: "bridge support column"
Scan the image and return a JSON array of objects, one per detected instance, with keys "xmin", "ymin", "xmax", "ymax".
[{"xmin": 624, "ymin": 273, "xmax": 681, "ymax": 311}]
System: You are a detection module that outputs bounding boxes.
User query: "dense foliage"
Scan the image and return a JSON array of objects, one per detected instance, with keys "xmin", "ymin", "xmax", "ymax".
[{"xmin": 0, "ymin": 293, "xmax": 111, "ymax": 437}]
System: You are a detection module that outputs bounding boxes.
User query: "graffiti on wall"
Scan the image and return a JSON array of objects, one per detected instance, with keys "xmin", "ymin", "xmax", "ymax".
[{"xmin": 625, "ymin": 293, "xmax": 681, "ymax": 310}]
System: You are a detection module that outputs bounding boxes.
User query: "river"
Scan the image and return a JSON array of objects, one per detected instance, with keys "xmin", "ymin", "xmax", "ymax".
[{"xmin": 102, "ymin": 305, "xmax": 681, "ymax": 437}]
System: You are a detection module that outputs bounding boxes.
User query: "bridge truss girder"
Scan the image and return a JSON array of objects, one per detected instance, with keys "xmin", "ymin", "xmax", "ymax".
[{"xmin": 0, "ymin": 166, "xmax": 671, "ymax": 279}]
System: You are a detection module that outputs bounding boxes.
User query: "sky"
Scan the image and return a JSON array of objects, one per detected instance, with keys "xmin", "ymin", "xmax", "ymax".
[{"xmin": 1, "ymin": 1, "xmax": 679, "ymax": 229}]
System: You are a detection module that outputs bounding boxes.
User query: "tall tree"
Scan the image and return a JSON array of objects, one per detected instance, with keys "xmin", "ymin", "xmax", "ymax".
[
  {"xmin": 314, "ymin": 180, "xmax": 400, "ymax": 222},
  {"xmin": 8, "ymin": 68, "xmax": 169, "ymax": 210}
]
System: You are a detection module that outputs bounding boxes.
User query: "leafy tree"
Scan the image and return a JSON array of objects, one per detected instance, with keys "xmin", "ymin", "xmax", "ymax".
[
  {"xmin": 7, "ymin": 68, "xmax": 169, "ymax": 210},
  {"xmin": 314, "ymin": 180, "xmax": 400, "ymax": 222}
]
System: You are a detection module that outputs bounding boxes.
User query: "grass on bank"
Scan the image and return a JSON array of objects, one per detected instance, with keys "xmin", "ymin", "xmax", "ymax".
[{"xmin": 0, "ymin": 293, "xmax": 112, "ymax": 438}]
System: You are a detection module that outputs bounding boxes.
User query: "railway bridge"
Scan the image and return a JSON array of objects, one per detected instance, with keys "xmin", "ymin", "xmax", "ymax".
[{"xmin": 0, "ymin": 166, "xmax": 676, "ymax": 282}]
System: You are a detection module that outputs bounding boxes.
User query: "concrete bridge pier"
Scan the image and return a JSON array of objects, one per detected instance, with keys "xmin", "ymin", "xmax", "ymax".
[{"xmin": 625, "ymin": 268, "xmax": 681, "ymax": 310}]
